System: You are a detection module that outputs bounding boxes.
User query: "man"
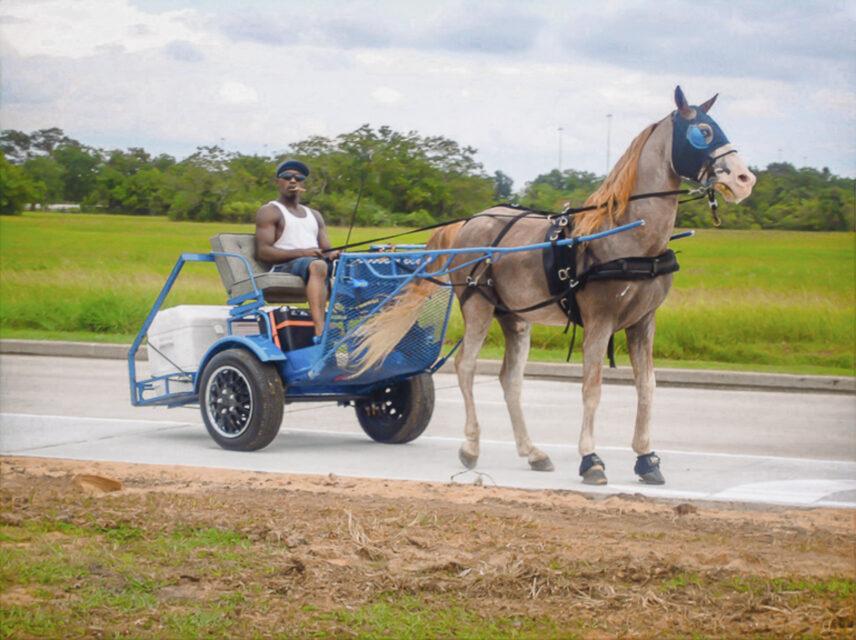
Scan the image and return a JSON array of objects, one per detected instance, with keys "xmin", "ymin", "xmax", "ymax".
[{"xmin": 255, "ymin": 159, "xmax": 340, "ymax": 337}]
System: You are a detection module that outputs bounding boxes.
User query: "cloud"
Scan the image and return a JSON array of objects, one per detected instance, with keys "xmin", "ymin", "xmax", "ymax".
[
  {"xmin": 371, "ymin": 86, "xmax": 403, "ymax": 104},
  {"xmin": 810, "ymin": 88, "xmax": 856, "ymax": 117},
  {"xmin": 219, "ymin": 81, "xmax": 259, "ymax": 105},
  {"xmin": 164, "ymin": 40, "xmax": 205, "ymax": 62},
  {"xmin": 418, "ymin": 3, "xmax": 544, "ymax": 54},
  {"xmin": 215, "ymin": 1, "xmax": 542, "ymax": 55},
  {"xmin": 559, "ymin": 0, "xmax": 855, "ymax": 84},
  {"xmin": 215, "ymin": 6, "xmax": 395, "ymax": 49},
  {"xmin": 216, "ymin": 13, "xmax": 285, "ymax": 44},
  {"xmin": 319, "ymin": 17, "xmax": 394, "ymax": 49},
  {"xmin": 0, "ymin": 0, "xmax": 206, "ymax": 59}
]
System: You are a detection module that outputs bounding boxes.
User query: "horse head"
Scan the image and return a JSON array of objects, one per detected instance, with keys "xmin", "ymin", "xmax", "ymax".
[{"xmin": 671, "ymin": 86, "xmax": 756, "ymax": 203}]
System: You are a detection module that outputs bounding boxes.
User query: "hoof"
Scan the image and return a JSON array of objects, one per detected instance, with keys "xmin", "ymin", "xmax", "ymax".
[
  {"xmin": 529, "ymin": 455, "xmax": 554, "ymax": 472},
  {"xmin": 638, "ymin": 469, "xmax": 665, "ymax": 485},
  {"xmin": 581, "ymin": 466, "xmax": 607, "ymax": 485},
  {"xmin": 635, "ymin": 452, "xmax": 665, "ymax": 485},
  {"xmin": 579, "ymin": 453, "xmax": 607, "ymax": 485},
  {"xmin": 458, "ymin": 446, "xmax": 478, "ymax": 470}
]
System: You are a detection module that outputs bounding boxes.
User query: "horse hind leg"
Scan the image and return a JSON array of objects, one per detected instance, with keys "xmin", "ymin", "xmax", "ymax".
[
  {"xmin": 455, "ymin": 298, "xmax": 495, "ymax": 469},
  {"xmin": 497, "ymin": 314, "xmax": 553, "ymax": 471},
  {"xmin": 626, "ymin": 312, "xmax": 665, "ymax": 484}
]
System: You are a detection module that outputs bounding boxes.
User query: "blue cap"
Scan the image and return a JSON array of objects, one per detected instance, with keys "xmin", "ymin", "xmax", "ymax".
[{"xmin": 276, "ymin": 159, "xmax": 309, "ymax": 178}]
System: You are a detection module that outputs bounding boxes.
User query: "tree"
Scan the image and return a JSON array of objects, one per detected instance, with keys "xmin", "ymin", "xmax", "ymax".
[
  {"xmin": 287, "ymin": 124, "xmax": 495, "ymax": 225},
  {"xmin": 0, "ymin": 153, "xmax": 40, "ymax": 214},
  {"xmin": 23, "ymin": 155, "xmax": 65, "ymax": 205},
  {"xmin": 53, "ymin": 144, "xmax": 100, "ymax": 202},
  {"xmin": 0, "ymin": 130, "xmax": 34, "ymax": 163},
  {"xmin": 3, "ymin": 126, "xmax": 852, "ymax": 230},
  {"xmin": 493, "ymin": 170, "xmax": 513, "ymax": 201}
]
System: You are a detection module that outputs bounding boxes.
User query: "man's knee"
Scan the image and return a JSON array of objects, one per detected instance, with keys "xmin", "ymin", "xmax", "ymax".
[{"xmin": 307, "ymin": 259, "xmax": 328, "ymax": 280}]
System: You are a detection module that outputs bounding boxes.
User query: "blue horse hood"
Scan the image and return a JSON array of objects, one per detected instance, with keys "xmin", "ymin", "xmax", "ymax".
[{"xmin": 671, "ymin": 108, "xmax": 730, "ymax": 182}]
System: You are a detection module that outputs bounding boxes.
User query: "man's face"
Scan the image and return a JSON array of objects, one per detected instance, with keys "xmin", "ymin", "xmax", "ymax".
[{"xmin": 277, "ymin": 170, "xmax": 306, "ymax": 196}]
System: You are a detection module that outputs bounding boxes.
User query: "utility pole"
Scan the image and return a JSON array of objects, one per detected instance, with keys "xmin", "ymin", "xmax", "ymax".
[
  {"xmin": 606, "ymin": 114, "xmax": 612, "ymax": 175},
  {"xmin": 558, "ymin": 126, "xmax": 563, "ymax": 172}
]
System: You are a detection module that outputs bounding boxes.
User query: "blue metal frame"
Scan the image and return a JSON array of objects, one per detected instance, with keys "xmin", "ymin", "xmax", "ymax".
[{"xmin": 129, "ymin": 219, "xmax": 652, "ymax": 409}]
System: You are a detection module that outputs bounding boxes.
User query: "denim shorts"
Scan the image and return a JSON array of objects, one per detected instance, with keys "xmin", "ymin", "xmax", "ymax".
[{"xmin": 271, "ymin": 257, "xmax": 321, "ymax": 283}]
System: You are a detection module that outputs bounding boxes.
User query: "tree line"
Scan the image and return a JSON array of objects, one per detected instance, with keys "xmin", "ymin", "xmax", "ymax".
[{"xmin": 1, "ymin": 126, "xmax": 852, "ymax": 231}]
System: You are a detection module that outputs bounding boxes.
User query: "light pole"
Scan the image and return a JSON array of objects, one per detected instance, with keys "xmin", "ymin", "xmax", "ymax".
[
  {"xmin": 558, "ymin": 126, "xmax": 563, "ymax": 172},
  {"xmin": 606, "ymin": 114, "xmax": 612, "ymax": 175}
]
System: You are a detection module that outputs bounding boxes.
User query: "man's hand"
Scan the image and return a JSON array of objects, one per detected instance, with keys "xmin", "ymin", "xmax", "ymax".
[{"xmin": 303, "ymin": 247, "xmax": 325, "ymax": 258}]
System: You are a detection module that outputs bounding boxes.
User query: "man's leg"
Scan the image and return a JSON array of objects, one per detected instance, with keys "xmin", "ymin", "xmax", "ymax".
[{"xmin": 305, "ymin": 259, "xmax": 330, "ymax": 336}]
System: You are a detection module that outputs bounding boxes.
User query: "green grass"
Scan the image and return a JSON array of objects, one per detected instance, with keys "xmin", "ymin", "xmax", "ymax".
[
  {"xmin": 0, "ymin": 518, "xmax": 255, "ymax": 639},
  {"xmin": 319, "ymin": 593, "xmax": 570, "ymax": 639},
  {"xmin": 1, "ymin": 212, "xmax": 853, "ymax": 375}
]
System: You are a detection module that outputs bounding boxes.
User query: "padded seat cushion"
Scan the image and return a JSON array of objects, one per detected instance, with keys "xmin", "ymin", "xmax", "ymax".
[{"xmin": 209, "ymin": 233, "xmax": 307, "ymax": 303}]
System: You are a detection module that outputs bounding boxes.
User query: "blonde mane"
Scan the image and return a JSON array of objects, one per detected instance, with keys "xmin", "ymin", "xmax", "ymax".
[{"xmin": 574, "ymin": 122, "xmax": 659, "ymax": 236}]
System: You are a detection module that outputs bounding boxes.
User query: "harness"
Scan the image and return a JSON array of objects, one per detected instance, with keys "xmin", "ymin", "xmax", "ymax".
[{"xmin": 458, "ymin": 206, "xmax": 680, "ymax": 367}]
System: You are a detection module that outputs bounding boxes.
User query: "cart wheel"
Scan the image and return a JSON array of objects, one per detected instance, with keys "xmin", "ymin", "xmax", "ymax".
[
  {"xmin": 199, "ymin": 348, "xmax": 284, "ymax": 451},
  {"xmin": 355, "ymin": 373, "xmax": 434, "ymax": 443}
]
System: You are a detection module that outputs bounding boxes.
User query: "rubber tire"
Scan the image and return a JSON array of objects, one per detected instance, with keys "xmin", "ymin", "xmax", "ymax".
[
  {"xmin": 199, "ymin": 348, "xmax": 284, "ymax": 451},
  {"xmin": 355, "ymin": 373, "xmax": 434, "ymax": 444}
]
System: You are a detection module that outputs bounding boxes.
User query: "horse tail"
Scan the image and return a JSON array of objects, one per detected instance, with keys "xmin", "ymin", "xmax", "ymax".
[{"xmin": 350, "ymin": 221, "xmax": 465, "ymax": 376}]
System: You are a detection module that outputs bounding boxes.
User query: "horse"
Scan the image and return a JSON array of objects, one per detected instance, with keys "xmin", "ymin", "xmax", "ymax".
[{"xmin": 353, "ymin": 87, "xmax": 756, "ymax": 485}]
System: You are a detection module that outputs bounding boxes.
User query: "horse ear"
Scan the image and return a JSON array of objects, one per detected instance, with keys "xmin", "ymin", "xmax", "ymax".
[
  {"xmin": 674, "ymin": 86, "xmax": 693, "ymax": 118},
  {"xmin": 698, "ymin": 93, "xmax": 718, "ymax": 113}
]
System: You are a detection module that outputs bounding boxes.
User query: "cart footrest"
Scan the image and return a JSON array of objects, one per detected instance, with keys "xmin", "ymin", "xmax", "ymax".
[{"xmin": 136, "ymin": 392, "xmax": 198, "ymax": 408}]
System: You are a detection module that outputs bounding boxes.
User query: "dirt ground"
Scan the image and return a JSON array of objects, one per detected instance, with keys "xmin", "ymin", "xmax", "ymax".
[{"xmin": 1, "ymin": 456, "xmax": 854, "ymax": 639}]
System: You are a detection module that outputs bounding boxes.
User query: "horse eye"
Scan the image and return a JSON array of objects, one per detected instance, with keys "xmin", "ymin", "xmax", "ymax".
[
  {"xmin": 686, "ymin": 125, "xmax": 709, "ymax": 150},
  {"xmin": 697, "ymin": 123, "xmax": 714, "ymax": 144}
]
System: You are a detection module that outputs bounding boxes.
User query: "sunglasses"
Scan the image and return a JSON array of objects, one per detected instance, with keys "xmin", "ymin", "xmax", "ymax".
[{"xmin": 278, "ymin": 172, "xmax": 306, "ymax": 182}]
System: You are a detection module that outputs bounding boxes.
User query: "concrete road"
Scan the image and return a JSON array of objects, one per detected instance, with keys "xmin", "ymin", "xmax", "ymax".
[{"xmin": 1, "ymin": 353, "xmax": 854, "ymax": 508}]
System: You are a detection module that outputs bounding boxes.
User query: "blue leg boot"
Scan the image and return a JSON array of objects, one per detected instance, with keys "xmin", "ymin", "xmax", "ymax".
[
  {"xmin": 635, "ymin": 452, "xmax": 665, "ymax": 484},
  {"xmin": 579, "ymin": 453, "xmax": 607, "ymax": 485}
]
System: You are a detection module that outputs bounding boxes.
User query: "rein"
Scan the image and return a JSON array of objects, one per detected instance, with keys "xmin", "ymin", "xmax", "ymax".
[{"xmin": 325, "ymin": 185, "xmax": 717, "ymax": 253}]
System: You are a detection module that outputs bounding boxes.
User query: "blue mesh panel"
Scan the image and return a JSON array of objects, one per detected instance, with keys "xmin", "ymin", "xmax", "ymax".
[{"xmin": 283, "ymin": 252, "xmax": 453, "ymax": 386}]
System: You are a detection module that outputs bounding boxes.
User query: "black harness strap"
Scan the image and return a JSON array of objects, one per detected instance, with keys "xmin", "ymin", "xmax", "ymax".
[
  {"xmin": 541, "ymin": 216, "xmax": 681, "ymax": 367},
  {"xmin": 542, "ymin": 216, "xmax": 604, "ymax": 364},
  {"xmin": 582, "ymin": 250, "xmax": 680, "ymax": 283},
  {"xmin": 543, "ymin": 219, "xmax": 582, "ymax": 325},
  {"xmin": 458, "ymin": 209, "xmax": 533, "ymax": 314}
]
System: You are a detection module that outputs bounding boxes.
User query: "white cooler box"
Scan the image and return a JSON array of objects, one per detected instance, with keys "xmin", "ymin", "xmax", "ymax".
[{"xmin": 147, "ymin": 305, "xmax": 258, "ymax": 381}]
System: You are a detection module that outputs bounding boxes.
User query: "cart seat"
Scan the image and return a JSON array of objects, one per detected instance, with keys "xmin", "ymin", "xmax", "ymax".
[{"xmin": 209, "ymin": 233, "xmax": 307, "ymax": 303}]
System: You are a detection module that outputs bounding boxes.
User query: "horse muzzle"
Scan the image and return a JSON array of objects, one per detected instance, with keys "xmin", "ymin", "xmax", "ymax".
[{"xmin": 708, "ymin": 144, "xmax": 756, "ymax": 203}]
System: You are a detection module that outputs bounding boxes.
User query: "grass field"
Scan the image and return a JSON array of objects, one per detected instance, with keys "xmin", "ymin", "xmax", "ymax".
[{"xmin": 1, "ymin": 212, "xmax": 853, "ymax": 375}]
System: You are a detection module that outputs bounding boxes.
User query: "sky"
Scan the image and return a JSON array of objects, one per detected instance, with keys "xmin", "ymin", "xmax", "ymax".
[{"xmin": 1, "ymin": 0, "xmax": 854, "ymax": 190}]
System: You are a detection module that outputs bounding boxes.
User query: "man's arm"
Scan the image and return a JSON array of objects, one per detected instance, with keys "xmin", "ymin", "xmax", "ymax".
[
  {"xmin": 255, "ymin": 204, "xmax": 323, "ymax": 264},
  {"xmin": 311, "ymin": 209, "xmax": 341, "ymax": 260}
]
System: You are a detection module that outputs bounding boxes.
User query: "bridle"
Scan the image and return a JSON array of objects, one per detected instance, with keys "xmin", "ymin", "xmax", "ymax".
[{"xmin": 695, "ymin": 147, "xmax": 740, "ymax": 227}]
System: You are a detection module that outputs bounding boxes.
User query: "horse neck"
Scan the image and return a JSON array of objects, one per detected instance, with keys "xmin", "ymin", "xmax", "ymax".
[{"xmin": 597, "ymin": 118, "xmax": 681, "ymax": 258}]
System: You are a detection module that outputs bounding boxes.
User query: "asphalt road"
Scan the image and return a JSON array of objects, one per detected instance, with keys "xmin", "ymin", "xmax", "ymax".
[{"xmin": 1, "ymin": 353, "xmax": 854, "ymax": 509}]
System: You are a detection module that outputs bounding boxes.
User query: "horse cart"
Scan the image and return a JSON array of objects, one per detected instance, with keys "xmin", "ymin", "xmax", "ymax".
[{"xmin": 128, "ymin": 223, "xmax": 641, "ymax": 451}]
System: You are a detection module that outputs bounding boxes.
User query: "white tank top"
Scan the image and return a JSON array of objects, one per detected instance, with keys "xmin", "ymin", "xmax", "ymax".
[{"xmin": 269, "ymin": 201, "xmax": 319, "ymax": 251}]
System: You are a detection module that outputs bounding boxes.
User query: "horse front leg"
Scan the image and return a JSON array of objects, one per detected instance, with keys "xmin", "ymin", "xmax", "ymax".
[
  {"xmin": 578, "ymin": 325, "xmax": 612, "ymax": 485},
  {"xmin": 455, "ymin": 300, "xmax": 494, "ymax": 469},
  {"xmin": 626, "ymin": 312, "xmax": 665, "ymax": 484},
  {"xmin": 497, "ymin": 314, "xmax": 553, "ymax": 471}
]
